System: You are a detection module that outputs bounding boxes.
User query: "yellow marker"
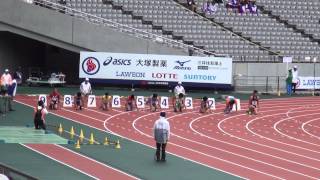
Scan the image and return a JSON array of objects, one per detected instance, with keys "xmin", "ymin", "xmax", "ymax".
[
  {"xmin": 115, "ymin": 140, "xmax": 121, "ymax": 149},
  {"xmin": 70, "ymin": 126, "xmax": 75, "ymax": 139},
  {"xmin": 75, "ymin": 139, "xmax": 81, "ymax": 149},
  {"xmin": 103, "ymin": 137, "xmax": 109, "ymax": 145},
  {"xmin": 79, "ymin": 129, "xmax": 84, "ymax": 142},
  {"xmin": 58, "ymin": 123, "xmax": 63, "ymax": 134},
  {"xmin": 89, "ymin": 133, "xmax": 95, "ymax": 145},
  {"xmin": 277, "ymin": 91, "xmax": 281, "ymax": 97}
]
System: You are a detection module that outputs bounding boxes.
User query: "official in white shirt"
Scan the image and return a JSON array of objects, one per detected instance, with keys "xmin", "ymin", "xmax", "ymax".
[
  {"xmin": 174, "ymin": 81, "xmax": 185, "ymax": 98},
  {"xmin": 153, "ymin": 112, "xmax": 170, "ymax": 162},
  {"xmin": 80, "ymin": 78, "xmax": 92, "ymax": 96},
  {"xmin": 291, "ymin": 65, "xmax": 299, "ymax": 93}
]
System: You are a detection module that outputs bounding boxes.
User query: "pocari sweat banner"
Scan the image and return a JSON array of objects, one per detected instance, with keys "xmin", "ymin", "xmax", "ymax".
[{"xmin": 79, "ymin": 52, "xmax": 233, "ymax": 85}]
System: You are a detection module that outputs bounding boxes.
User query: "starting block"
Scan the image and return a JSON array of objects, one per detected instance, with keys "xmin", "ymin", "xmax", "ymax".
[{"xmin": 232, "ymin": 98, "xmax": 241, "ymax": 111}]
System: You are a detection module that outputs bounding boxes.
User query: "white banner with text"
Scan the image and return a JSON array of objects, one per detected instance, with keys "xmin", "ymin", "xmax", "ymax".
[
  {"xmin": 297, "ymin": 76, "xmax": 320, "ymax": 90},
  {"xmin": 79, "ymin": 52, "xmax": 233, "ymax": 85}
]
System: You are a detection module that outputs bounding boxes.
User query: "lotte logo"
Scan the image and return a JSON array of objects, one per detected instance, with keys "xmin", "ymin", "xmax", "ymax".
[
  {"xmin": 152, "ymin": 73, "xmax": 177, "ymax": 79},
  {"xmin": 82, "ymin": 57, "xmax": 100, "ymax": 75}
]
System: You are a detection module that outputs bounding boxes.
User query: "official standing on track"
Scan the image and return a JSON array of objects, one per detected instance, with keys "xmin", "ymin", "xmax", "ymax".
[
  {"xmin": 173, "ymin": 81, "xmax": 185, "ymax": 108},
  {"xmin": 291, "ymin": 65, "xmax": 299, "ymax": 93},
  {"xmin": 80, "ymin": 78, "xmax": 92, "ymax": 96},
  {"xmin": 153, "ymin": 112, "xmax": 170, "ymax": 162},
  {"xmin": 80, "ymin": 78, "xmax": 92, "ymax": 106},
  {"xmin": 174, "ymin": 81, "xmax": 185, "ymax": 98}
]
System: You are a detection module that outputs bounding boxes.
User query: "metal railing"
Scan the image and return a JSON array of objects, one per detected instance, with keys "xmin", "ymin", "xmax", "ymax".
[
  {"xmin": 22, "ymin": 0, "xmax": 226, "ymax": 57},
  {"xmin": 233, "ymin": 75, "xmax": 286, "ymax": 93},
  {"xmin": 0, "ymin": 163, "xmax": 38, "ymax": 180}
]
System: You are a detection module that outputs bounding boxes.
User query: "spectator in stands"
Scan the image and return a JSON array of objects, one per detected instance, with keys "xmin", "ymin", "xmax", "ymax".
[
  {"xmin": 202, "ymin": 1, "xmax": 218, "ymax": 15},
  {"xmin": 226, "ymin": 0, "xmax": 239, "ymax": 11},
  {"xmin": 1, "ymin": 69, "xmax": 13, "ymax": 92},
  {"xmin": 286, "ymin": 69, "xmax": 293, "ymax": 96},
  {"xmin": 239, "ymin": 0, "xmax": 247, "ymax": 14},
  {"xmin": 34, "ymin": 100, "xmax": 48, "ymax": 130},
  {"xmin": 153, "ymin": 111, "xmax": 170, "ymax": 162},
  {"xmin": 248, "ymin": 0, "xmax": 258, "ymax": 14},
  {"xmin": 13, "ymin": 67, "xmax": 23, "ymax": 85},
  {"xmin": 291, "ymin": 65, "xmax": 299, "ymax": 93},
  {"xmin": 49, "ymin": 88, "xmax": 61, "ymax": 110},
  {"xmin": 187, "ymin": 0, "xmax": 197, "ymax": 12},
  {"xmin": 7, "ymin": 79, "xmax": 17, "ymax": 111}
]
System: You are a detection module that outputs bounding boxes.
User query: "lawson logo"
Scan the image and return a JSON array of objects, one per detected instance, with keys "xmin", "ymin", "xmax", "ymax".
[{"xmin": 174, "ymin": 60, "xmax": 192, "ymax": 70}]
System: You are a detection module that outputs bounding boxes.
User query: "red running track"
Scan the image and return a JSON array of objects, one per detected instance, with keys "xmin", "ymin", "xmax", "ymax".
[
  {"xmin": 16, "ymin": 95, "xmax": 320, "ymax": 180},
  {"xmin": 22, "ymin": 144, "xmax": 138, "ymax": 180}
]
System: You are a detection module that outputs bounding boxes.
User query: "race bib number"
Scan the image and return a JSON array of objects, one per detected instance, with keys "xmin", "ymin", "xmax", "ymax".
[
  {"xmin": 208, "ymin": 98, "xmax": 216, "ymax": 110},
  {"xmin": 232, "ymin": 98, "xmax": 241, "ymax": 111},
  {"xmin": 38, "ymin": 94, "xmax": 47, "ymax": 107},
  {"xmin": 112, "ymin": 95, "xmax": 121, "ymax": 108},
  {"xmin": 63, "ymin": 95, "xmax": 73, "ymax": 107},
  {"xmin": 184, "ymin": 97, "xmax": 193, "ymax": 109},
  {"xmin": 87, "ymin": 95, "xmax": 97, "ymax": 108},
  {"xmin": 160, "ymin": 96, "xmax": 169, "ymax": 109},
  {"xmin": 136, "ymin": 96, "xmax": 145, "ymax": 109}
]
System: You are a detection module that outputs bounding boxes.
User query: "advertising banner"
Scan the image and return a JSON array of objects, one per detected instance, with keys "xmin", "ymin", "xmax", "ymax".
[
  {"xmin": 296, "ymin": 76, "xmax": 320, "ymax": 90},
  {"xmin": 79, "ymin": 52, "xmax": 233, "ymax": 86}
]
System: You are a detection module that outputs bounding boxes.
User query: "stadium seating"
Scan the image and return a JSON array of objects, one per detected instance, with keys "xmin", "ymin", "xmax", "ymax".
[{"xmin": 32, "ymin": 0, "xmax": 319, "ymax": 62}]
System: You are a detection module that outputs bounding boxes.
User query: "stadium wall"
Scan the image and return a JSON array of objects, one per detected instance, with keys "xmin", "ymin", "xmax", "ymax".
[{"xmin": 0, "ymin": 0, "xmax": 186, "ymax": 55}]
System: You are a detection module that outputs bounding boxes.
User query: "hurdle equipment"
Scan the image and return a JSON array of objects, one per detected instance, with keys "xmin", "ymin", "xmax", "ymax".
[
  {"xmin": 89, "ymin": 133, "xmax": 95, "ymax": 145},
  {"xmin": 103, "ymin": 137, "xmax": 109, "ymax": 145},
  {"xmin": 58, "ymin": 123, "xmax": 63, "ymax": 134},
  {"xmin": 75, "ymin": 139, "xmax": 81, "ymax": 149},
  {"xmin": 115, "ymin": 140, "xmax": 121, "ymax": 149},
  {"xmin": 79, "ymin": 129, "xmax": 84, "ymax": 142},
  {"xmin": 70, "ymin": 126, "xmax": 75, "ymax": 139}
]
